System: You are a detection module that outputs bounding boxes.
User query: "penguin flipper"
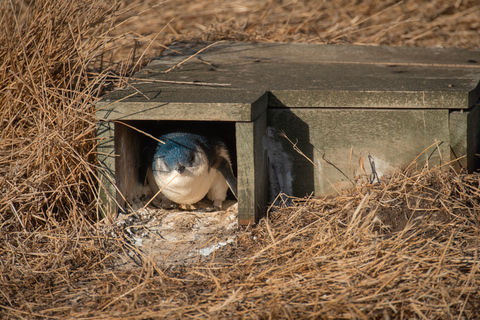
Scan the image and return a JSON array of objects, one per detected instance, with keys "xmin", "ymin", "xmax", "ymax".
[{"xmin": 216, "ymin": 158, "xmax": 238, "ymax": 199}]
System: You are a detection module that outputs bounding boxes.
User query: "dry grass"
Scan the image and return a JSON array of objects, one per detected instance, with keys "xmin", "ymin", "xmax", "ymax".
[
  {"xmin": 2, "ymin": 168, "xmax": 480, "ymax": 319},
  {"xmin": 108, "ymin": 0, "xmax": 480, "ymax": 63},
  {"xmin": 0, "ymin": 0, "xmax": 118, "ymax": 230},
  {"xmin": 1, "ymin": 0, "xmax": 480, "ymax": 319}
]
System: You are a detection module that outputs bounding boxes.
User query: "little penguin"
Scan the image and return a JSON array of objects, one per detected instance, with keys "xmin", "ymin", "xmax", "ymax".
[{"xmin": 152, "ymin": 132, "xmax": 237, "ymax": 209}]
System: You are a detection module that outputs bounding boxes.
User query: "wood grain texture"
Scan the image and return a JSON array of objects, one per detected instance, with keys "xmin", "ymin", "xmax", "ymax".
[
  {"xmin": 269, "ymin": 108, "xmax": 451, "ymax": 195},
  {"xmin": 96, "ymin": 121, "xmax": 116, "ymax": 217},
  {"xmin": 236, "ymin": 111, "xmax": 268, "ymax": 225},
  {"xmin": 96, "ymin": 101, "xmax": 262, "ymax": 122}
]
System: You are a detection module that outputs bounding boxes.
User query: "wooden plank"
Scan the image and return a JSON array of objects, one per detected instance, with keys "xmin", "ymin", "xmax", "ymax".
[
  {"xmin": 270, "ymin": 90, "xmax": 471, "ymax": 109},
  {"xmin": 96, "ymin": 101, "xmax": 262, "ymax": 122},
  {"xmin": 466, "ymin": 106, "xmax": 480, "ymax": 172},
  {"xmin": 450, "ymin": 106, "xmax": 480, "ymax": 173},
  {"xmin": 450, "ymin": 110, "xmax": 469, "ymax": 171},
  {"xmin": 236, "ymin": 111, "xmax": 268, "ymax": 225},
  {"xmin": 268, "ymin": 108, "xmax": 451, "ymax": 196},
  {"xmin": 96, "ymin": 121, "xmax": 116, "ymax": 217},
  {"xmin": 236, "ymin": 121, "xmax": 256, "ymax": 224},
  {"xmin": 254, "ymin": 111, "xmax": 268, "ymax": 223}
]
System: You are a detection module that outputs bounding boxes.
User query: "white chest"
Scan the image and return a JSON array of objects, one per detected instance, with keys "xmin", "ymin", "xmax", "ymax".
[{"xmin": 153, "ymin": 165, "xmax": 222, "ymax": 205}]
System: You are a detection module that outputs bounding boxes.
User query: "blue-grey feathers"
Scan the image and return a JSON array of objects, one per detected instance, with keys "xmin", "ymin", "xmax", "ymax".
[{"xmin": 152, "ymin": 133, "xmax": 237, "ymax": 202}]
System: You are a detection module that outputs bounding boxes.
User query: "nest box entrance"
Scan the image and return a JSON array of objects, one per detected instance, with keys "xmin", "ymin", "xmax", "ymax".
[{"xmin": 96, "ymin": 84, "xmax": 268, "ymax": 225}]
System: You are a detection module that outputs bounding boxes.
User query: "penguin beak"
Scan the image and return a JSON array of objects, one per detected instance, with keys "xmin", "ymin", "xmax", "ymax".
[{"xmin": 176, "ymin": 164, "xmax": 186, "ymax": 174}]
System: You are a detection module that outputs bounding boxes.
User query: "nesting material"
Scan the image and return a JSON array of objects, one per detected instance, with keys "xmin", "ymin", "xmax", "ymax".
[{"xmin": 116, "ymin": 200, "xmax": 238, "ymax": 268}]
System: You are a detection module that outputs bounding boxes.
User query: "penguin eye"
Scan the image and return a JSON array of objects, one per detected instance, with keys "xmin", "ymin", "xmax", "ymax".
[{"xmin": 188, "ymin": 154, "xmax": 195, "ymax": 163}]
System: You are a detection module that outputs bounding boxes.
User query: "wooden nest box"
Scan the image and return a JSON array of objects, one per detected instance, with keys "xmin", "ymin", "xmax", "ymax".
[{"xmin": 96, "ymin": 42, "xmax": 480, "ymax": 225}]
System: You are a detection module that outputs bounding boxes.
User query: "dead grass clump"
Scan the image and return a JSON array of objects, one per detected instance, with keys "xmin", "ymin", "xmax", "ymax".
[
  {"xmin": 0, "ymin": 1, "xmax": 134, "ymax": 318},
  {"xmin": 0, "ymin": 0, "xmax": 121, "ymax": 230},
  {"xmin": 0, "ymin": 230, "xmax": 120, "ymax": 314},
  {"xmin": 212, "ymin": 171, "xmax": 479, "ymax": 319}
]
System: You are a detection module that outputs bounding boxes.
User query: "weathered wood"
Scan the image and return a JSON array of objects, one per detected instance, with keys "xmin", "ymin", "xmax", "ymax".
[
  {"xmin": 449, "ymin": 106, "xmax": 480, "ymax": 172},
  {"xmin": 270, "ymin": 90, "xmax": 471, "ymax": 110},
  {"xmin": 96, "ymin": 121, "xmax": 116, "ymax": 217},
  {"xmin": 269, "ymin": 108, "xmax": 450, "ymax": 195},
  {"xmin": 96, "ymin": 100, "xmax": 266, "ymax": 122},
  {"xmin": 236, "ymin": 111, "xmax": 268, "ymax": 225},
  {"xmin": 450, "ymin": 110, "xmax": 469, "ymax": 171},
  {"xmin": 466, "ymin": 106, "xmax": 480, "ymax": 172},
  {"xmin": 253, "ymin": 111, "xmax": 268, "ymax": 223}
]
